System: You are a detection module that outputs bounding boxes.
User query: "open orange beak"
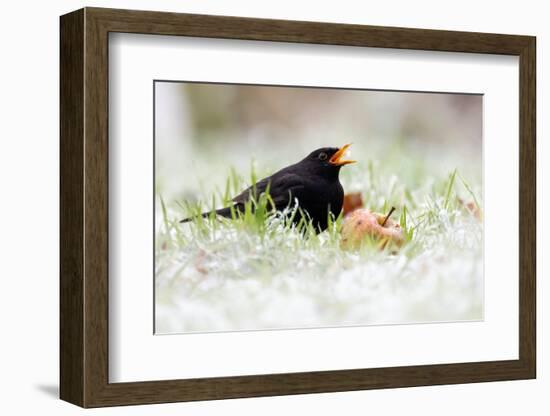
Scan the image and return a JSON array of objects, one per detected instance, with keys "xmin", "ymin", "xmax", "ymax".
[{"xmin": 329, "ymin": 143, "xmax": 356, "ymax": 166}]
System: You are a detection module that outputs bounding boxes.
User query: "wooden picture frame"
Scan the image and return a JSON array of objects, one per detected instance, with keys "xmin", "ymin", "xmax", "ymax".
[{"xmin": 60, "ymin": 7, "xmax": 536, "ymax": 408}]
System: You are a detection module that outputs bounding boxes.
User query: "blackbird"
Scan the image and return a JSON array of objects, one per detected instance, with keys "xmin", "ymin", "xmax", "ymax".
[{"xmin": 180, "ymin": 144, "xmax": 356, "ymax": 232}]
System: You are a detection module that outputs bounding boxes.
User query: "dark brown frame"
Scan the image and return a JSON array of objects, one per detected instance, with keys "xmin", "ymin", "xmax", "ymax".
[{"xmin": 60, "ymin": 7, "xmax": 536, "ymax": 408}]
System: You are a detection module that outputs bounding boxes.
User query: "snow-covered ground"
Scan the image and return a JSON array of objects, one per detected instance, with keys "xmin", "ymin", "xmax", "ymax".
[{"xmin": 155, "ymin": 216, "xmax": 482, "ymax": 334}]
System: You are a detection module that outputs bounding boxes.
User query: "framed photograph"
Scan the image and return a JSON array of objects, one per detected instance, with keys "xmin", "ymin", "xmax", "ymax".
[{"xmin": 60, "ymin": 7, "xmax": 536, "ymax": 407}]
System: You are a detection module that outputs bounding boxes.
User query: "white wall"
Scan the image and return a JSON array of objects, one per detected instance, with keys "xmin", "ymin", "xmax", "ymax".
[{"xmin": 0, "ymin": 0, "xmax": 545, "ymax": 414}]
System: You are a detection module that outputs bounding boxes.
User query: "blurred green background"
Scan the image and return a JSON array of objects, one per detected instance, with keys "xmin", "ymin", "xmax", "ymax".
[{"xmin": 155, "ymin": 81, "xmax": 482, "ymax": 205}]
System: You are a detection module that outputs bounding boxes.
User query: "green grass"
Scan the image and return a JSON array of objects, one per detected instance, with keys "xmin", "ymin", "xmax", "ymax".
[{"xmin": 158, "ymin": 160, "xmax": 479, "ymax": 257}]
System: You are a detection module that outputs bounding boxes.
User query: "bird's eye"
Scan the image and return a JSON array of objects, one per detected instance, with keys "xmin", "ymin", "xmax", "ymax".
[{"xmin": 318, "ymin": 152, "xmax": 328, "ymax": 161}]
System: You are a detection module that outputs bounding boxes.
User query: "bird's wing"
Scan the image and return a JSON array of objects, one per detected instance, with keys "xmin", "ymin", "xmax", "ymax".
[
  {"xmin": 231, "ymin": 177, "xmax": 270, "ymax": 204},
  {"xmin": 232, "ymin": 173, "xmax": 306, "ymax": 210},
  {"xmin": 268, "ymin": 174, "xmax": 308, "ymax": 210}
]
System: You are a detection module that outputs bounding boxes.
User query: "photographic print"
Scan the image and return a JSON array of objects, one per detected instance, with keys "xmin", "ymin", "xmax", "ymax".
[{"xmin": 154, "ymin": 81, "xmax": 483, "ymax": 334}]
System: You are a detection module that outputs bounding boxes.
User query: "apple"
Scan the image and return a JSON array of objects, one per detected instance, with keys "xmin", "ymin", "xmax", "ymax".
[
  {"xmin": 342, "ymin": 192, "xmax": 364, "ymax": 216},
  {"xmin": 340, "ymin": 207, "xmax": 404, "ymax": 250}
]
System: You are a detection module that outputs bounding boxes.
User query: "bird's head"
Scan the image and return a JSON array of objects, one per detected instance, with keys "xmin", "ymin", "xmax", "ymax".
[{"xmin": 300, "ymin": 144, "xmax": 356, "ymax": 178}]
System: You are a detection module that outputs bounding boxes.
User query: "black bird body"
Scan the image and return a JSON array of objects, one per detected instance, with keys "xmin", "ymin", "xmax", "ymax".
[{"xmin": 181, "ymin": 145, "xmax": 355, "ymax": 232}]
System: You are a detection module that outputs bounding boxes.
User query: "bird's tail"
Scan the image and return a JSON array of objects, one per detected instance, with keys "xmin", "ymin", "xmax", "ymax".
[{"xmin": 179, "ymin": 206, "xmax": 237, "ymax": 223}]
